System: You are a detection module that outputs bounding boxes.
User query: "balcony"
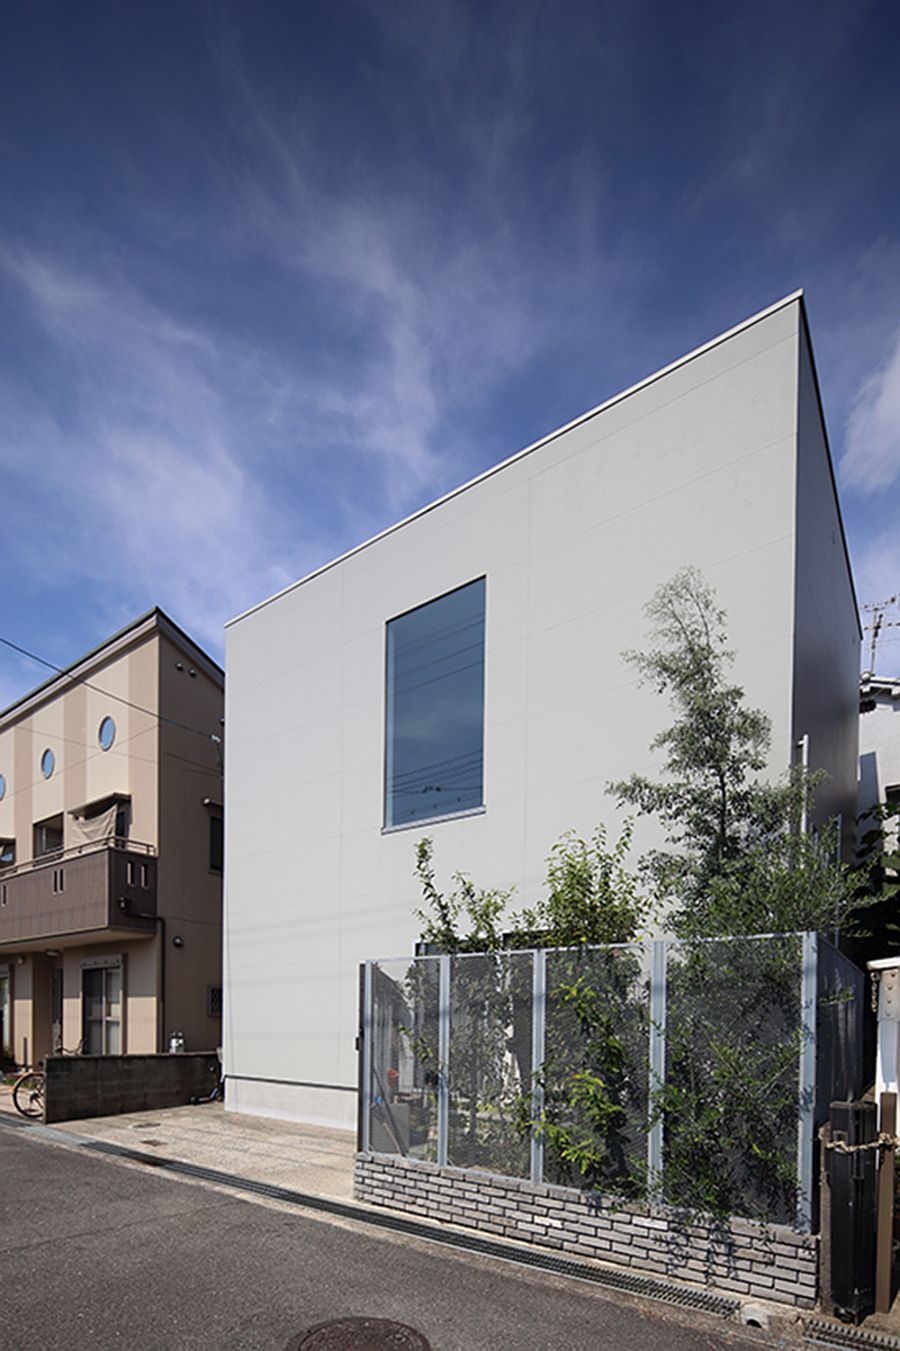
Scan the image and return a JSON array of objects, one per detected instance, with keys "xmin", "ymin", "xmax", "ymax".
[{"xmin": 0, "ymin": 838, "xmax": 158, "ymax": 948}]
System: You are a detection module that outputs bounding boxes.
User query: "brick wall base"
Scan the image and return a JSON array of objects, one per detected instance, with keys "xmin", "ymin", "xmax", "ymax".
[{"xmin": 354, "ymin": 1152, "xmax": 817, "ymax": 1309}]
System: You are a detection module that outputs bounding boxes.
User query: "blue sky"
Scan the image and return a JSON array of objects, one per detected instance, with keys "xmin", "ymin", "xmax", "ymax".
[{"xmin": 2, "ymin": 0, "xmax": 900, "ymax": 705}]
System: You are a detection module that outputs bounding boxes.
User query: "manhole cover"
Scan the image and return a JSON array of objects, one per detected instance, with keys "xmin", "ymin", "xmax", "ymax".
[{"xmin": 289, "ymin": 1318, "xmax": 431, "ymax": 1350}]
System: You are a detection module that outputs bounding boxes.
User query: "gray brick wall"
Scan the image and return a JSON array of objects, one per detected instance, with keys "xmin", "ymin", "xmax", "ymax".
[
  {"xmin": 44, "ymin": 1053, "xmax": 220, "ymax": 1123},
  {"xmin": 354, "ymin": 1152, "xmax": 817, "ymax": 1309}
]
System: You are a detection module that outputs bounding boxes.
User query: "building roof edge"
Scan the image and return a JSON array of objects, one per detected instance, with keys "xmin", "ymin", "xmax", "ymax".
[
  {"xmin": 226, "ymin": 289, "xmax": 806, "ymax": 629},
  {"xmin": 0, "ymin": 607, "xmax": 223, "ymax": 726}
]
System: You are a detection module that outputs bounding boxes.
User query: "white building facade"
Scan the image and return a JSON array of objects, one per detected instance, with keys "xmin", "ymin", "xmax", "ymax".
[
  {"xmin": 859, "ymin": 675, "xmax": 900, "ymax": 849},
  {"xmin": 224, "ymin": 293, "xmax": 860, "ymax": 1129}
]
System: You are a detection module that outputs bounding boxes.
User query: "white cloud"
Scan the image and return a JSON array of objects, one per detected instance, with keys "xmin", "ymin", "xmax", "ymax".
[
  {"xmin": 0, "ymin": 249, "xmax": 305, "ymax": 653},
  {"xmin": 1, "ymin": 16, "xmax": 633, "ymax": 677},
  {"xmin": 841, "ymin": 328, "xmax": 900, "ymax": 495}
]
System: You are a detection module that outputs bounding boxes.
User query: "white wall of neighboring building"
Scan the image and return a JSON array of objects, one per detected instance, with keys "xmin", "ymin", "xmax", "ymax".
[
  {"xmin": 859, "ymin": 678, "xmax": 900, "ymax": 827},
  {"xmin": 223, "ymin": 292, "xmax": 860, "ymax": 1129}
]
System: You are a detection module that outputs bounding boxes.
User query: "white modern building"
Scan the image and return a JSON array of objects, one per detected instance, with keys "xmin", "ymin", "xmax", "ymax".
[
  {"xmin": 859, "ymin": 674, "xmax": 900, "ymax": 849},
  {"xmin": 224, "ymin": 291, "xmax": 860, "ymax": 1129}
]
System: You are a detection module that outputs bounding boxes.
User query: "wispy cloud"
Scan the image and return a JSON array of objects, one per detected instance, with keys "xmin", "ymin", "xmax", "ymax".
[
  {"xmin": 0, "ymin": 249, "xmax": 302, "ymax": 652},
  {"xmin": 841, "ymin": 328, "xmax": 900, "ymax": 496},
  {"xmin": 3, "ymin": 0, "xmax": 897, "ymax": 698}
]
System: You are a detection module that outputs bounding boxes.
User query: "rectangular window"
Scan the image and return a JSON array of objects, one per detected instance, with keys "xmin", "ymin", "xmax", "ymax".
[
  {"xmin": 0, "ymin": 839, "xmax": 14, "ymax": 870},
  {"xmin": 33, "ymin": 814, "xmax": 64, "ymax": 859},
  {"xmin": 209, "ymin": 815, "xmax": 223, "ymax": 873},
  {"xmin": 82, "ymin": 965, "xmax": 122, "ymax": 1055},
  {"xmin": 384, "ymin": 577, "xmax": 486, "ymax": 829}
]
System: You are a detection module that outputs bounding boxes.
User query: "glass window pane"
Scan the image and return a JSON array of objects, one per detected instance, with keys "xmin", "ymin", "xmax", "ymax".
[
  {"xmin": 105, "ymin": 1020, "xmax": 121, "ymax": 1055},
  {"xmin": 209, "ymin": 816, "xmax": 224, "ymax": 871},
  {"xmin": 385, "ymin": 578, "xmax": 485, "ymax": 828},
  {"xmin": 83, "ymin": 969, "xmax": 104, "ymax": 1053},
  {"xmin": 106, "ymin": 967, "xmax": 122, "ymax": 1018},
  {"xmin": 84, "ymin": 1021, "xmax": 104, "ymax": 1055}
]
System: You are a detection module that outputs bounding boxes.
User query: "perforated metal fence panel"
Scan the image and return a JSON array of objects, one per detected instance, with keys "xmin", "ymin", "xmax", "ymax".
[{"xmin": 360, "ymin": 933, "xmax": 865, "ymax": 1232}]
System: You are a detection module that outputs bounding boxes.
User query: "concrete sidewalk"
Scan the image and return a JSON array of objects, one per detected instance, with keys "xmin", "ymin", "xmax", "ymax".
[{"xmin": 0, "ymin": 1085, "xmax": 355, "ymax": 1200}]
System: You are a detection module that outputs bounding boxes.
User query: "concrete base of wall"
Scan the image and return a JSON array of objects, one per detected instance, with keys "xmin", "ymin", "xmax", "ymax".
[
  {"xmin": 44, "ymin": 1053, "xmax": 220, "ymax": 1123},
  {"xmin": 225, "ymin": 1076, "xmax": 358, "ymax": 1131},
  {"xmin": 354, "ymin": 1152, "xmax": 818, "ymax": 1310}
]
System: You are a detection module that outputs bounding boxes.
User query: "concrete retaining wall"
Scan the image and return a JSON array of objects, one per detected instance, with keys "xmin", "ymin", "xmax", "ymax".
[
  {"xmin": 355, "ymin": 1152, "xmax": 818, "ymax": 1309},
  {"xmin": 44, "ymin": 1053, "xmax": 219, "ymax": 1123}
]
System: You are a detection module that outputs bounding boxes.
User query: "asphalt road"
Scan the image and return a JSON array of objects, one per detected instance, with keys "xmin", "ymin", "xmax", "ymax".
[{"xmin": 0, "ymin": 1125, "xmax": 777, "ymax": 1351}]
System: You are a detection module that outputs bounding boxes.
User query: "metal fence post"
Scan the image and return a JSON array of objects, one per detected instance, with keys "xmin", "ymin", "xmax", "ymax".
[
  {"xmin": 437, "ymin": 954, "xmax": 450, "ymax": 1168},
  {"xmin": 531, "ymin": 948, "xmax": 546, "ymax": 1184},
  {"xmin": 647, "ymin": 939, "xmax": 667, "ymax": 1205},
  {"xmin": 360, "ymin": 960, "xmax": 373, "ymax": 1154},
  {"xmin": 796, "ymin": 931, "xmax": 818, "ymax": 1233}
]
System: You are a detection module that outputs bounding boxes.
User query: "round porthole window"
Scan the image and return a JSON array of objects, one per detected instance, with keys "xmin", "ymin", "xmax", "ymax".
[
  {"xmin": 0, "ymin": 772, "xmax": 6, "ymax": 802},
  {"xmin": 40, "ymin": 748, "xmax": 55, "ymax": 780},
  {"xmin": 98, "ymin": 716, "xmax": 116, "ymax": 751}
]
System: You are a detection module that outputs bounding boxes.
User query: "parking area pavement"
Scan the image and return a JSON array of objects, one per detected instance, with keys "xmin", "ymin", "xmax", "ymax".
[{"xmin": 0, "ymin": 1085, "xmax": 356, "ymax": 1200}]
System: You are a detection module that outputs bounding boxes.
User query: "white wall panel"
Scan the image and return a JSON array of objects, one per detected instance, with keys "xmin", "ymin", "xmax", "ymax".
[{"xmin": 224, "ymin": 295, "xmax": 859, "ymax": 1124}]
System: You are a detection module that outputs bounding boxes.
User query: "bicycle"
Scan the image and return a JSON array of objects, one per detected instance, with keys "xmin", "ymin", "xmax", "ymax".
[
  {"xmin": 12, "ymin": 1040, "xmax": 85, "ymax": 1119},
  {"xmin": 12, "ymin": 1067, "xmax": 45, "ymax": 1118}
]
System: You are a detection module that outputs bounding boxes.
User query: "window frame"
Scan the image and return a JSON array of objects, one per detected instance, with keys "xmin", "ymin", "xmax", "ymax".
[
  {"xmin": 33, "ymin": 814, "xmax": 64, "ymax": 860},
  {"xmin": 81, "ymin": 959, "xmax": 123, "ymax": 1055},
  {"xmin": 382, "ymin": 576, "xmax": 487, "ymax": 832}
]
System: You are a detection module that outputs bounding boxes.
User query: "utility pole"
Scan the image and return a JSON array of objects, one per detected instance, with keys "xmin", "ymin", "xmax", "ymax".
[{"xmin": 862, "ymin": 595, "xmax": 899, "ymax": 674}]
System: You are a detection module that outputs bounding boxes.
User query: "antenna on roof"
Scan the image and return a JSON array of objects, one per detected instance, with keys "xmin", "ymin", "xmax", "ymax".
[{"xmin": 862, "ymin": 595, "xmax": 899, "ymax": 674}]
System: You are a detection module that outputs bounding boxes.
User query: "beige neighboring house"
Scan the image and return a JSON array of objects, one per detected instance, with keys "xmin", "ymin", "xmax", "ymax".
[{"xmin": 0, "ymin": 609, "xmax": 223, "ymax": 1068}]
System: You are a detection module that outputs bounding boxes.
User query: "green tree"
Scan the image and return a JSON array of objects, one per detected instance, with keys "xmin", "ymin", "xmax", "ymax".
[
  {"xmin": 512, "ymin": 822, "xmax": 646, "ymax": 948},
  {"xmin": 609, "ymin": 565, "xmax": 856, "ymax": 937},
  {"xmin": 414, "ymin": 823, "xmax": 646, "ymax": 953},
  {"xmin": 413, "ymin": 837, "xmax": 510, "ymax": 953},
  {"xmin": 847, "ymin": 798, "xmax": 900, "ymax": 959}
]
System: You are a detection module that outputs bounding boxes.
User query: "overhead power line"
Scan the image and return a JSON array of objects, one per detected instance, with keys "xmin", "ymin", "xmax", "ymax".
[
  {"xmin": 862, "ymin": 595, "xmax": 899, "ymax": 672},
  {"xmin": 0, "ymin": 634, "xmax": 222, "ymax": 748}
]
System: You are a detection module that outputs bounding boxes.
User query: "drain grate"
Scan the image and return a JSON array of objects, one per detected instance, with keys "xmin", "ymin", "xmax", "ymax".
[
  {"xmin": 75, "ymin": 1137, "xmax": 738, "ymax": 1318},
  {"xmin": 805, "ymin": 1319, "xmax": 900, "ymax": 1350}
]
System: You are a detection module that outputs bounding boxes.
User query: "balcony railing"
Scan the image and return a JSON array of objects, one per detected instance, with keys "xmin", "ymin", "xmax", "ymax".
[
  {"xmin": 0, "ymin": 836, "xmax": 156, "ymax": 882},
  {"xmin": 0, "ymin": 839, "xmax": 158, "ymax": 947}
]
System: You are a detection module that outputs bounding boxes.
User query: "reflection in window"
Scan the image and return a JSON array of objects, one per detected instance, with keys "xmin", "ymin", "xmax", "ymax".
[
  {"xmin": 385, "ymin": 578, "xmax": 486, "ymax": 828},
  {"xmin": 82, "ymin": 965, "xmax": 122, "ymax": 1055},
  {"xmin": 209, "ymin": 816, "xmax": 223, "ymax": 872}
]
